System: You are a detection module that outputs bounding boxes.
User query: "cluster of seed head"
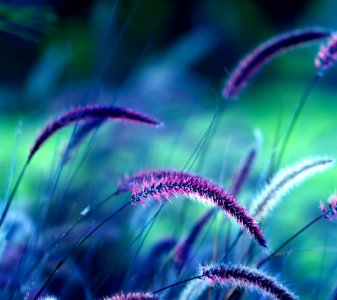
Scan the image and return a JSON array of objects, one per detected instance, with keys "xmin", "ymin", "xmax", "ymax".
[
  {"xmin": 315, "ymin": 33, "xmax": 337, "ymax": 76},
  {"xmin": 131, "ymin": 170, "xmax": 267, "ymax": 248},
  {"xmin": 201, "ymin": 264, "xmax": 297, "ymax": 300}
]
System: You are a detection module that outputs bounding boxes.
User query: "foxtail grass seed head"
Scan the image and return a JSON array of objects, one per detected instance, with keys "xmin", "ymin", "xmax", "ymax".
[
  {"xmin": 201, "ymin": 264, "xmax": 298, "ymax": 300},
  {"xmin": 229, "ymin": 140, "xmax": 259, "ymax": 196},
  {"xmin": 29, "ymin": 105, "xmax": 162, "ymax": 162},
  {"xmin": 251, "ymin": 157, "xmax": 334, "ymax": 221},
  {"xmin": 224, "ymin": 28, "xmax": 331, "ymax": 99},
  {"xmin": 131, "ymin": 170, "xmax": 267, "ymax": 248}
]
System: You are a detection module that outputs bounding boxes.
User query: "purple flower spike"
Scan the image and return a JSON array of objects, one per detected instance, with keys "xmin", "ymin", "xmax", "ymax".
[
  {"xmin": 230, "ymin": 136, "xmax": 260, "ymax": 196},
  {"xmin": 201, "ymin": 264, "xmax": 298, "ymax": 300},
  {"xmin": 131, "ymin": 170, "xmax": 267, "ymax": 248},
  {"xmin": 174, "ymin": 208, "xmax": 214, "ymax": 273},
  {"xmin": 150, "ymin": 237, "xmax": 177, "ymax": 257},
  {"xmin": 29, "ymin": 105, "xmax": 162, "ymax": 162},
  {"xmin": 105, "ymin": 292, "xmax": 158, "ymax": 300},
  {"xmin": 224, "ymin": 28, "xmax": 331, "ymax": 99}
]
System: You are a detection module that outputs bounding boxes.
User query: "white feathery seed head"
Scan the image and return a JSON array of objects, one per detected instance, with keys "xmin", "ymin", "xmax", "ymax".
[{"xmin": 251, "ymin": 156, "xmax": 334, "ymax": 221}]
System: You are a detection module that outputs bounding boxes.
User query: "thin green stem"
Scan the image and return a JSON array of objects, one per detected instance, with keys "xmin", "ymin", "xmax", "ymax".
[
  {"xmin": 0, "ymin": 159, "xmax": 29, "ymax": 227},
  {"xmin": 257, "ymin": 212, "xmax": 327, "ymax": 268},
  {"xmin": 274, "ymin": 74, "xmax": 319, "ymax": 171},
  {"xmin": 153, "ymin": 275, "xmax": 203, "ymax": 294}
]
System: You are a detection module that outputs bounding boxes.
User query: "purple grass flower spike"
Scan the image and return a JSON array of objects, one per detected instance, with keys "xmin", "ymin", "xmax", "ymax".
[
  {"xmin": 315, "ymin": 33, "xmax": 337, "ymax": 76},
  {"xmin": 229, "ymin": 146, "xmax": 257, "ymax": 196},
  {"xmin": 229, "ymin": 133, "xmax": 260, "ymax": 196},
  {"xmin": 224, "ymin": 28, "xmax": 331, "ymax": 99},
  {"xmin": 29, "ymin": 105, "xmax": 162, "ymax": 162},
  {"xmin": 174, "ymin": 208, "xmax": 214, "ymax": 273},
  {"xmin": 105, "ymin": 292, "xmax": 158, "ymax": 300},
  {"xmin": 201, "ymin": 264, "xmax": 298, "ymax": 300},
  {"xmin": 131, "ymin": 170, "xmax": 267, "ymax": 248},
  {"xmin": 150, "ymin": 236, "xmax": 177, "ymax": 257}
]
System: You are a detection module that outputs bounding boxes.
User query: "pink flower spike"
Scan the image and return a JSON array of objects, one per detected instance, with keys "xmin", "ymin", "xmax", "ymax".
[
  {"xmin": 201, "ymin": 263, "xmax": 298, "ymax": 300},
  {"xmin": 29, "ymin": 105, "xmax": 162, "ymax": 162},
  {"xmin": 224, "ymin": 28, "xmax": 331, "ymax": 99},
  {"xmin": 131, "ymin": 170, "xmax": 267, "ymax": 248}
]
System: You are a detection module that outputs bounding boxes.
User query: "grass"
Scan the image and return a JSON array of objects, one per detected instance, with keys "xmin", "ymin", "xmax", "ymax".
[{"xmin": 2, "ymin": 2, "xmax": 337, "ymax": 300}]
